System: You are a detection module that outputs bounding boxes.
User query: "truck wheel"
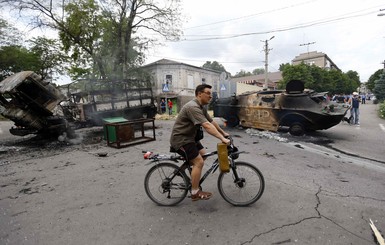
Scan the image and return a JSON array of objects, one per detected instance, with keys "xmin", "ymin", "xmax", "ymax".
[{"xmin": 289, "ymin": 123, "xmax": 305, "ymax": 136}]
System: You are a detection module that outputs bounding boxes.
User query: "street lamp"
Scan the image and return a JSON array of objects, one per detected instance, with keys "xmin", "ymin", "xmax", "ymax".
[
  {"xmin": 262, "ymin": 36, "xmax": 275, "ymax": 90},
  {"xmin": 378, "ymin": 8, "xmax": 385, "ymax": 16}
]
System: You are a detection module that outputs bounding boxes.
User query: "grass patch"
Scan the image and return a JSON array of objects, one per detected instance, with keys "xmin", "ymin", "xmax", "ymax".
[{"xmin": 379, "ymin": 101, "xmax": 385, "ymax": 119}]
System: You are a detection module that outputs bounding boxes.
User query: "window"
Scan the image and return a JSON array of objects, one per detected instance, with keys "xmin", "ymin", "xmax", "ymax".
[{"xmin": 165, "ymin": 74, "xmax": 172, "ymax": 84}]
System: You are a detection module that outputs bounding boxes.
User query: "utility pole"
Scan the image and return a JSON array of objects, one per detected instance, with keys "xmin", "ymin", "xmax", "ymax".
[
  {"xmin": 299, "ymin": 42, "xmax": 316, "ymax": 54},
  {"xmin": 262, "ymin": 36, "xmax": 274, "ymax": 90}
]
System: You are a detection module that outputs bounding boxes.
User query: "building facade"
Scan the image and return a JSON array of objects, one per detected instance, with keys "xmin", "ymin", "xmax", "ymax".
[
  {"xmin": 142, "ymin": 59, "xmax": 221, "ymax": 113},
  {"xmin": 292, "ymin": 51, "xmax": 340, "ymax": 71}
]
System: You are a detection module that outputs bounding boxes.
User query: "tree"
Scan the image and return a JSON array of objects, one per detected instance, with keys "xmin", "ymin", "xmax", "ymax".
[
  {"xmin": 1, "ymin": 0, "xmax": 183, "ymax": 79},
  {"xmin": 29, "ymin": 37, "xmax": 69, "ymax": 80},
  {"xmin": 252, "ymin": 68, "xmax": 264, "ymax": 75},
  {"xmin": 233, "ymin": 69, "xmax": 253, "ymax": 78},
  {"xmin": 367, "ymin": 69, "xmax": 383, "ymax": 92},
  {"xmin": 0, "ymin": 45, "xmax": 39, "ymax": 80},
  {"xmin": 278, "ymin": 63, "xmax": 359, "ymax": 94},
  {"xmin": 279, "ymin": 63, "xmax": 313, "ymax": 89},
  {"xmin": 373, "ymin": 72, "xmax": 385, "ymax": 102},
  {"xmin": 202, "ymin": 61, "xmax": 226, "ymax": 72},
  {"xmin": 0, "ymin": 38, "xmax": 69, "ymax": 81}
]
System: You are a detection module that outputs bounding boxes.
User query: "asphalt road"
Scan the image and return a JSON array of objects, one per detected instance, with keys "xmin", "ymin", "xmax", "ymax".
[{"xmin": 0, "ymin": 101, "xmax": 384, "ymax": 245}]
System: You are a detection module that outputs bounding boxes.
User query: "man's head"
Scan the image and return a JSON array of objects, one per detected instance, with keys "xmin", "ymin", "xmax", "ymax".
[{"xmin": 195, "ymin": 84, "xmax": 212, "ymax": 105}]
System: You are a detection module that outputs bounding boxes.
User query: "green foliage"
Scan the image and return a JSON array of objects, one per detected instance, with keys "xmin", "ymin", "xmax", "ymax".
[
  {"xmin": 202, "ymin": 61, "xmax": 226, "ymax": 72},
  {"xmin": 1, "ymin": 0, "xmax": 183, "ymax": 81},
  {"xmin": 0, "ymin": 45, "xmax": 40, "ymax": 80},
  {"xmin": 0, "ymin": 37, "xmax": 69, "ymax": 81},
  {"xmin": 252, "ymin": 68, "xmax": 265, "ymax": 75},
  {"xmin": 373, "ymin": 72, "xmax": 385, "ymax": 102},
  {"xmin": 57, "ymin": 0, "xmax": 183, "ymax": 80},
  {"xmin": 367, "ymin": 69, "xmax": 383, "ymax": 91},
  {"xmin": 278, "ymin": 63, "xmax": 360, "ymax": 94},
  {"xmin": 279, "ymin": 63, "xmax": 313, "ymax": 89},
  {"xmin": 28, "ymin": 37, "xmax": 70, "ymax": 80},
  {"xmin": 233, "ymin": 69, "xmax": 253, "ymax": 78},
  {"xmin": 379, "ymin": 101, "xmax": 385, "ymax": 119},
  {"xmin": 60, "ymin": 0, "xmax": 102, "ymax": 78},
  {"xmin": 232, "ymin": 68, "xmax": 265, "ymax": 77}
]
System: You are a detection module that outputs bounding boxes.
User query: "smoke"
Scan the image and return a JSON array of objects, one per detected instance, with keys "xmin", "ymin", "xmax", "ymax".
[{"xmin": 57, "ymin": 131, "xmax": 84, "ymax": 145}]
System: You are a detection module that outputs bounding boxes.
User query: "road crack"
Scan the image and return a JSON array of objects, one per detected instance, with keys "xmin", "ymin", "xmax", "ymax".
[{"xmin": 240, "ymin": 185, "xmax": 372, "ymax": 244}]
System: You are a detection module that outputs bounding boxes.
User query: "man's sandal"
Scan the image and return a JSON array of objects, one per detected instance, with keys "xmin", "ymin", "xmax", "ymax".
[{"xmin": 191, "ymin": 190, "xmax": 212, "ymax": 201}]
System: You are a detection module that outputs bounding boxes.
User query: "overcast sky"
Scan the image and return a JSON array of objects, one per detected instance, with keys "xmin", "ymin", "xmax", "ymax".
[
  {"xmin": 3, "ymin": 0, "xmax": 384, "ymax": 84},
  {"xmin": 145, "ymin": 0, "xmax": 385, "ymax": 82}
]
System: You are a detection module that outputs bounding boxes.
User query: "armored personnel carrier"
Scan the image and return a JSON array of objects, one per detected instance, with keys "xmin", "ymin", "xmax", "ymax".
[{"xmin": 213, "ymin": 80, "xmax": 350, "ymax": 136}]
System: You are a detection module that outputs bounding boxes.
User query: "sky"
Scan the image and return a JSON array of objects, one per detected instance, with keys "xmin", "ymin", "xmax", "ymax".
[
  {"xmin": 145, "ymin": 0, "xmax": 385, "ymax": 83},
  {"xmin": 2, "ymin": 0, "xmax": 385, "ymax": 84}
]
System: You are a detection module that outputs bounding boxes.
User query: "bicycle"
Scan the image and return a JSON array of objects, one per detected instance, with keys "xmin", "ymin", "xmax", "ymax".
[{"xmin": 143, "ymin": 136, "xmax": 265, "ymax": 206}]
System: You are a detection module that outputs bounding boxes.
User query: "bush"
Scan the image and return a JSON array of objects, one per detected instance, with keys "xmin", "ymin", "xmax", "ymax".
[{"xmin": 379, "ymin": 101, "xmax": 385, "ymax": 119}]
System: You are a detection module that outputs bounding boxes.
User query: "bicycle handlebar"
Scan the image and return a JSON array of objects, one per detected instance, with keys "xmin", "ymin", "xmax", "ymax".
[{"xmin": 143, "ymin": 135, "xmax": 241, "ymax": 161}]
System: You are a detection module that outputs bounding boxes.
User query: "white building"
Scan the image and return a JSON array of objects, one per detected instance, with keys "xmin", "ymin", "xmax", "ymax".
[{"xmin": 142, "ymin": 59, "xmax": 221, "ymax": 113}]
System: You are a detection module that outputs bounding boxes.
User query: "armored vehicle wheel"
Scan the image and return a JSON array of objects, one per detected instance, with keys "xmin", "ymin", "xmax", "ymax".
[{"xmin": 289, "ymin": 123, "xmax": 305, "ymax": 136}]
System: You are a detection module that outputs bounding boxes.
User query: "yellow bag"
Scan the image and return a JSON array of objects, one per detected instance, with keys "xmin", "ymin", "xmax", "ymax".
[{"xmin": 217, "ymin": 143, "xmax": 230, "ymax": 173}]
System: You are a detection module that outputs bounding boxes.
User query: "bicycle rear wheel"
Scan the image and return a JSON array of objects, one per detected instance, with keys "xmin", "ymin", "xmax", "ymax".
[
  {"xmin": 217, "ymin": 161, "xmax": 265, "ymax": 206},
  {"xmin": 144, "ymin": 162, "xmax": 189, "ymax": 206}
]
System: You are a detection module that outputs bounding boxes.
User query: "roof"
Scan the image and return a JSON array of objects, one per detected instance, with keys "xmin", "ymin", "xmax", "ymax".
[
  {"xmin": 0, "ymin": 71, "xmax": 40, "ymax": 93},
  {"xmin": 231, "ymin": 71, "xmax": 282, "ymax": 84},
  {"xmin": 142, "ymin": 59, "xmax": 221, "ymax": 74},
  {"xmin": 292, "ymin": 51, "xmax": 327, "ymax": 61}
]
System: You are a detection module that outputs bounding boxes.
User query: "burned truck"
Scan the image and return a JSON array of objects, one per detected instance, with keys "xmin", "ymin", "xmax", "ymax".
[
  {"xmin": 213, "ymin": 80, "xmax": 350, "ymax": 136},
  {"xmin": 0, "ymin": 71, "xmax": 157, "ymax": 137},
  {"xmin": 62, "ymin": 78, "xmax": 157, "ymax": 127},
  {"xmin": 0, "ymin": 71, "xmax": 72, "ymax": 137}
]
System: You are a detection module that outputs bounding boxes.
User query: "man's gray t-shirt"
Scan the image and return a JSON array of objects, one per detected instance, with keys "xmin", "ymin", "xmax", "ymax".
[{"xmin": 170, "ymin": 99, "xmax": 213, "ymax": 149}]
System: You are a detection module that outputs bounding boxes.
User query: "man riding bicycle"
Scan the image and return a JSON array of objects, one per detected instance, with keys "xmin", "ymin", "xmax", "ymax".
[{"xmin": 170, "ymin": 84, "xmax": 230, "ymax": 201}]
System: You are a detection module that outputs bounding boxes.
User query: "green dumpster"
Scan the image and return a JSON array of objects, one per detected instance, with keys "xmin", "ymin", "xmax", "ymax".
[{"xmin": 103, "ymin": 117, "xmax": 128, "ymax": 141}]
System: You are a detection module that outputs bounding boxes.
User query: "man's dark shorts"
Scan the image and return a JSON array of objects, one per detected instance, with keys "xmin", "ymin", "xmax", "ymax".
[{"xmin": 175, "ymin": 142, "xmax": 204, "ymax": 161}]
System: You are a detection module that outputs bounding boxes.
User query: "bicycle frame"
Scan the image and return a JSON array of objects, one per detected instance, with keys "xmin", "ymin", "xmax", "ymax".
[
  {"xmin": 144, "ymin": 136, "xmax": 265, "ymax": 206},
  {"xmin": 144, "ymin": 144, "xmax": 245, "ymax": 191}
]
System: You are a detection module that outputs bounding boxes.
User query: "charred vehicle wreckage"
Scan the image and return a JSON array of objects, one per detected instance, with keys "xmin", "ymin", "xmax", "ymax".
[
  {"xmin": 213, "ymin": 80, "xmax": 350, "ymax": 136},
  {"xmin": 0, "ymin": 71, "xmax": 157, "ymax": 138}
]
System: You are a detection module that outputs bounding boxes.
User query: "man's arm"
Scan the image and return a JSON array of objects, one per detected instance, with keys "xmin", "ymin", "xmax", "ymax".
[
  {"xmin": 201, "ymin": 121, "xmax": 229, "ymax": 144},
  {"xmin": 211, "ymin": 120, "xmax": 229, "ymax": 137}
]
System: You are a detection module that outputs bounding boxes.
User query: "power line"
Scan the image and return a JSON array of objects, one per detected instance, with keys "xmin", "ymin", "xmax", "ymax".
[
  {"xmin": 176, "ymin": 7, "xmax": 381, "ymax": 42},
  {"xmin": 184, "ymin": 0, "xmax": 319, "ymax": 30}
]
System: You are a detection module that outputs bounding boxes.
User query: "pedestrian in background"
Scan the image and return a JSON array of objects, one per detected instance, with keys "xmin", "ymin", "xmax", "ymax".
[
  {"xmin": 348, "ymin": 92, "xmax": 361, "ymax": 125},
  {"xmin": 168, "ymin": 99, "xmax": 173, "ymax": 115},
  {"xmin": 361, "ymin": 94, "xmax": 366, "ymax": 104},
  {"xmin": 160, "ymin": 99, "xmax": 166, "ymax": 114}
]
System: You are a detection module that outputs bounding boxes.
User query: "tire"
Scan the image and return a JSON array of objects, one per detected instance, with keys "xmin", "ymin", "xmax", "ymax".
[
  {"xmin": 289, "ymin": 122, "xmax": 305, "ymax": 136},
  {"xmin": 217, "ymin": 161, "xmax": 265, "ymax": 206},
  {"xmin": 144, "ymin": 162, "xmax": 189, "ymax": 206}
]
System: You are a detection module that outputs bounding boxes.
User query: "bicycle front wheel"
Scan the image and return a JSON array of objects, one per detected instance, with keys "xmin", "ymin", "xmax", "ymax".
[
  {"xmin": 144, "ymin": 162, "xmax": 189, "ymax": 206},
  {"xmin": 217, "ymin": 161, "xmax": 265, "ymax": 206}
]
